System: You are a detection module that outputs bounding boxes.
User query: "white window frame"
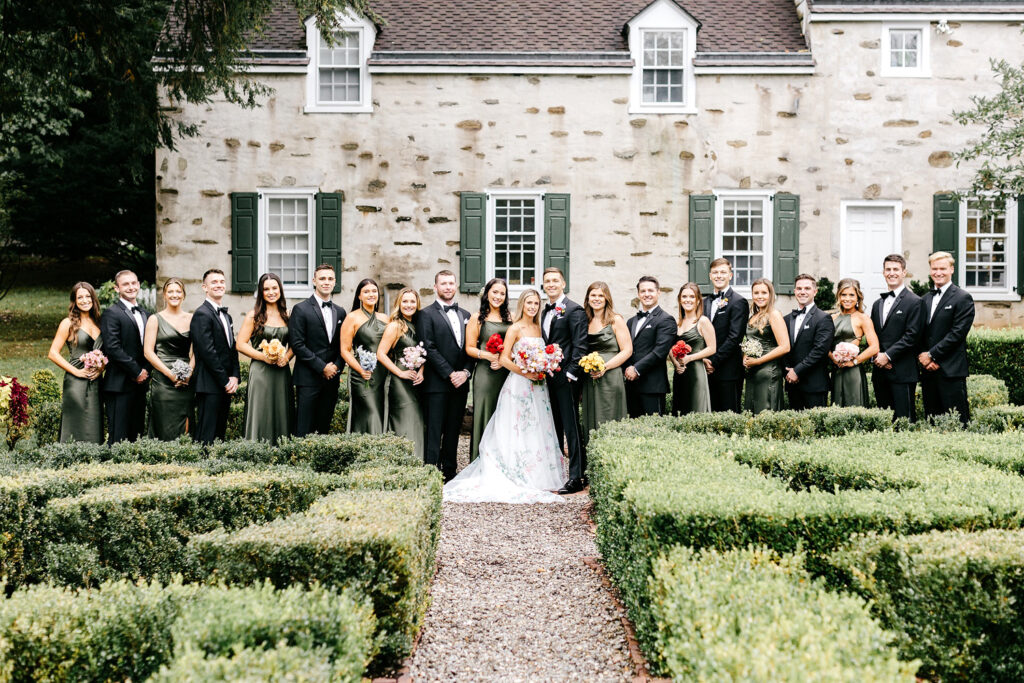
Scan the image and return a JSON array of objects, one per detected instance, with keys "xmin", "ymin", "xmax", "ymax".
[
  {"xmin": 627, "ymin": 0, "xmax": 698, "ymax": 114},
  {"xmin": 958, "ymin": 197, "xmax": 1019, "ymax": 301},
  {"xmin": 713, "ymin": 189, "xmax": 774, "ymax": 296},
  {"xmin": 305, "ymin": 13, "xmax": 374, "ymax": 113},
  {"xmin": 257, "ymin": 187, "xmax": 317, "ymax": 300},
  {"xmin": 881, "ymin": 23, "xmax": 930, "ymax": 78},
  {"xmin": 485, "ymin": 190, "xmax": 546, "ymax": 297}
]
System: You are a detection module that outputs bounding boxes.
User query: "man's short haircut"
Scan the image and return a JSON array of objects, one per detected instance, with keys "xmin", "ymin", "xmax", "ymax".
[
  {"xmin": 637, "ymin": 275, "xmax": 659, "ymax": 290},
  {"xmin": 114, "ymin": 269, "xmax": 137, "ymax": 285},
  {"xmin": 929, "ymin": 251, "xmax": 955, "ymax": 267},
  {"xmin": 543, "ymin": 267, "xmax": 565, "ymax": 280},
  {"xmin": 434, "ymin": 269, "xmax": 455, "ymax": 284},
  {"xmin": 709, "ymin": 257, "xmax": 733, "ymax": 271},
  {"xmin": 313, "ymin": 263, "xmax": 335, "ymax": 276},
  {"xmin": 882, "ymin": 254, "xmax": 907, "ymax": 269},
  {"xmin": 202, "ymin": 268, "xmax": 225, "ymax": 282},
  {"xmin": 794, "ymin": 273, "xmax": 817, "ymax": 287}
]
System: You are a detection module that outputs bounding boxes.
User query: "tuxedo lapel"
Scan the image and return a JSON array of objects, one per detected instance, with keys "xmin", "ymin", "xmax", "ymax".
[
  {"xmin": 883, "ymin": 290, "xmax": 904, "ymax": 330},
  {"xmin": 310, "ymin": 295, "xmax": 328, "ymax": 331},
  {"xmin": 436, "ymin": 301, "xmax": 460, "ymax": 344}
]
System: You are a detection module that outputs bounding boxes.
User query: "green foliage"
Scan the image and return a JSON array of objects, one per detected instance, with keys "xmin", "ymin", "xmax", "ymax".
[
  {"xmin": 27, "ymin": 369, "xmax": 60, "ymax": 407},
  {"xmin": 966, "ymin": 373, "xmax": 1011, "ymax": 408},
  {"xmin": 652, "ymin": 546, "xmax": 916, "ymax": 681},
  {"xmin": 617, "ymin": 407, "xmax": 893, "ymax": 441},
  {"xmin": 968, "ymin": 328, "xmax": 1024, "ymax": 405},
  {"xmin": 30, "ymin": 402, "xmax": 61, "ymax": 447},
  {"xmin": 150, "ymin": 643, "xmax": 338, "ymax": 682},
  {"xmin": 833, "ymin": 529, "xmax": 1024, "ymax": 681},
  {"xmin": 970, "ymin": 405, "xmax": 1024, "ymax": 433},
  {"xmin": 908, "ymin": 279, "xmax": 931, "ymax": 297},
  {"xmin": 815, "ymin": 276, "xmax": 837, "ymax": 311}
]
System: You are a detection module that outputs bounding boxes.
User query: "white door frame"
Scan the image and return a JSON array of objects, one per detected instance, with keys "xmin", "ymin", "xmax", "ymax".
[{"xmin": 839, "ymin": 199, "xmax": 903, "ymax": 279}]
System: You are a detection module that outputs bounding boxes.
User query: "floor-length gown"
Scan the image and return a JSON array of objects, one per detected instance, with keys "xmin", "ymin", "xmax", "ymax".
[
  {"xmin": 244, "ymin": 325, "xmax": 294, "ymax": 443},
  {"xmin": 60, "ymin": 329, "xmax": 104, "ymax": 444},
  {"xmin": 672, "ymin": 325, "xmax": 712, "ymax": 415},
  {"xmin": 580, "ymin": 324, "xmax": 627, "ymax": 445},
  {"xmin": 148, "ymin": 314, "xmax": 194, "ymax": 440},
  {"xmin": 831, "ymin": 313, "xmax": 869, "ymax": 407},
  {"xmin": 387, "ymin": 321, "xmax": 425, "ymax": 461},
  {"xmin": 444, "ymin": 338, "xmax": 566, "ymax": 503},
  {"xmin": 743, "ymin": 323, "xmax": 784, "ymax": 414},
  {"xmin": 470, "ymin": 319, "xmax": 511, "ymax": 460},
  {"xmin": 348, "ymin": 315, "xmax": 387, "ymax": 434}
]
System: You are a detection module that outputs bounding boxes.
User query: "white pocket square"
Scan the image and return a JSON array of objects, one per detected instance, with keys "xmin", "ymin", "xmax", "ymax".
[
  {"xmin": 944, "ymin": 305, "xmax": 952, "ymax": 310},
  {"xmin": 803, "ymin": 324, "xmax": 810, "ymax": 329},
  {"xmin": 896, "ymin": 310, "xmax": 904, "ymax": 315}
]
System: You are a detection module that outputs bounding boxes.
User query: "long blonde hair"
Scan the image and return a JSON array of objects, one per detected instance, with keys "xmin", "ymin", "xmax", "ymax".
[
  {"xmin": 389, "ymin": 287, "xmax": 421, "ymax": 335},
  {"xmin": 514, "ymin": 289, "xmax": 543, "ymax": 326},
  {"xmin": 584, "ymin": 281, "xmax": 616, "ymax": 326},
  {"xmin": 748, "ymin": 278, "xmax": 776, "ymax": 332},
  {"xmin": 836, "ymin": 278, "xmax": 864, "ymax": 313}
]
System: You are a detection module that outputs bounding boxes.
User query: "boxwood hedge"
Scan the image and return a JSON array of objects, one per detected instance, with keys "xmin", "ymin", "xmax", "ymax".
[{"xmin": 968, "ymin": 328, "xmax": 1024, "ymax": 405}]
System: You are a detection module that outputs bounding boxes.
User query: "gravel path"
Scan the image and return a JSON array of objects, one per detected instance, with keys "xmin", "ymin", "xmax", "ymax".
[{"xmin": 408, "ymin": 439, "xmax": 633, "ymax": 682}]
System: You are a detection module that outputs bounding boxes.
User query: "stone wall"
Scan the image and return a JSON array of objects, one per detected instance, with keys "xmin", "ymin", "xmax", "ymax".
[{"xmin": 156, "ymin": 18, "xmax": 1024, "ymax": 325}]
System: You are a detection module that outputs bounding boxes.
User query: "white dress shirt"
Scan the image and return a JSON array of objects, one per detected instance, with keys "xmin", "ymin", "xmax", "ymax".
[
  {"xmin": 709, "ymin": 289, "xmax": 729, "ymax": 320},
  {"xmin": 120, "ymin": 297, "xmax": 145, "ymax": 343},
  {"xmin": 543, "ymin": 295, "xmax": 566, "ymax": 338},
  {"xmin": 206, "ymin": 298, "xmax": 232, "ymax": 344},
  {"xmin": 881, "ymin": 285, "xmax": 905, "ymax": 326},
  {"xmin": 929, "ymin": 282, "xmax": 952, "ymax": 321},
  {"xmin": 315, "ymin": 294, "xmax": 333, "ymax": 341},
  {"xmin": 440, "ymin": 300, "xmax": 462, "ymax": 347},
  {"xmin": 632, "ymin": 304, "xmax": 658, "ymax": 338},
  {"xmin": 793, "ymin": 302, "xmax": 814, "ymax": 340}
]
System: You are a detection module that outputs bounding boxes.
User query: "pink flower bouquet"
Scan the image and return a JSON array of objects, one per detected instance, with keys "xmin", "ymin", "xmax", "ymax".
[
  {"xmin": 401, "ymin": 342, "xmax": 427, "ymax": 370},
  {"xmin": 80, "ymin": 350, "xmax": 108, "ymax": 372},
  {"xmin": 833, "ymin": 341, "xmax": 860, "ymax": 364},
  {"xmin": 514, "ymin": 339, "xmax": 563, "ymax": 385}
]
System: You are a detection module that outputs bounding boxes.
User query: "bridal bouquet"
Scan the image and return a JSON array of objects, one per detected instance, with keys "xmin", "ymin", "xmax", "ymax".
[
  {"xmin": 259, "ymin": 338, "xmax": 286, "ymax": 362},
  {"xmin": 740, "ymin": 337, "xmax": 764, "ymax": 359},
  {"xmin": 170, "ymin": 359, "xmax": 192, "ymax": 382},
  {"xmin": 514, "ymin": 339, "xmax": 563, "ymax": 385},
  {"xmin": 485, "ymin": 333, "xmax": 504, "ymax": 355},
  {"xmin": 401, "ymin": 342, "xmax": 427, "ymax": 370},
  {"xmin": 356, "ymin": 345, "xmax": 377, "ymax": 372},
  {"xmin": 833, "ymin": 341, "xmax": 860, "ymax": 364},
  {"xmin": 670, "ymin": 340, "xmax": 692, "ymax": 361},
  {"xmin": 80, "ymin": 349, "xmax": 108, "ymax": 372},
  {"xmin": 580, "ymin": 352, "xmax": 606, "ymax": 376}
]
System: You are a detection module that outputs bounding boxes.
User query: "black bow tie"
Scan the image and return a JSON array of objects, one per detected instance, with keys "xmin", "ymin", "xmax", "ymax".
[
  {"xmin": 544, "ymin": 303, "xmax": 556, "ymax": 312},
  {"xmin": 443, "ymin": 304, "xmax": 458, "ymax": 313},
  {"xmin": 130, "ymin": 306, "xmax": 140, "ymax": 315},
  {"xmin": 217, "ymin": 306, "xmax": 229, "ymax": 315},
  {"xmin": 792, "ymin": 308, "xmax": 806, "ymax": 316},
  {"xmin": 712, "ymin": 291, "xmax": 727, "ymax": 300},
  {"xmin": 321, "ymin": 301, "xmax": 332, "ymax": 309},
  {"xmin": 930, "ymin": 288, "xmax": 942, "ymax": 296},
  {"xmin": 637, "ymin": 310, "xmax": 650, "ymax": 319},
  {"xmin": 880, "ymin": 291, "xmax": 895, "ymax": 299}
]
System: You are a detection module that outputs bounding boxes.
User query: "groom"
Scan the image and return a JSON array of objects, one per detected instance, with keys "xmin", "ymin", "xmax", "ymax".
[
  {"xmin": 99, "ymin": 269, "xmax": 150, "ymax": 443},
  {"xmin": 190, "ymin": 268, "xmax": 240, "ymax": 444},
  {"xmin": 540, "ymin": 267, "xmax": 588, "ymax": 494}
]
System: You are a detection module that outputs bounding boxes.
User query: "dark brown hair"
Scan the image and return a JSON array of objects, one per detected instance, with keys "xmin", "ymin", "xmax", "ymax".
[
  {"xmin": 584, "ymin": 281, "xmax": 616, "ymax": 326},
  {"xmin": 202, "ymin": 268, "xmax": 225, "ymax": 282},
  {"xmin": 794, "ymin": 273, "xmax": 818, "ymax": 287},
  {"xmin": 252, "ymin": 272, "xmax": 289, "ymax": 340},
  {"xmin": 67, "ymin": 282, "xmax": 101, "ymax": 346},
  {"xmin": 477, "ymin": 278, "xmax": 511, "ymax": 323},
  {"xmin": 637, "ymin": 275, "xmax": 659, "ymax": 290},
  {"xmin": 882, "ymin": 254, "xmax": 906, "ymax": 269},
  {"xmin": 836, "ymin": 278, "xmax": 865, "ymax": 313},
  {"xmin": 353, "ymin": 278, "xmax": 381, "ymax": 312},
  {"xmin": 709, "ymin": 257, "xmax": 732, "ymax": 271}
]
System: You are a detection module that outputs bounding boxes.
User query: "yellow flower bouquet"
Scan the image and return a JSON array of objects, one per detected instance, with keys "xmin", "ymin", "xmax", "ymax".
[
  {"xmin": 580, "ymin": 352, "xmax": 606, "ymax": 376},
  {"xmin": 259, "ymin": 338, "xmax": 286, "ymax": 362}
]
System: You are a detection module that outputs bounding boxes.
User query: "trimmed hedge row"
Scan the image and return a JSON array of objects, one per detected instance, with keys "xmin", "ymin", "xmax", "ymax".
[
  {"xmin": 0, "ymin": 579, "xmax": 374, "ymax": 682},
  {"xmin": 831, "ymin": 529, "xmax": 1024, "ymax": 682},
  {"xmin": 619, "ymin": 406, "xmax": 894, "ymax": 441},
  {"xmin": 652, "ymin": 547, "xmax": 916, "ymax": 681},
  {"xmin": 968, "ymin": 328, "xmax": 1024, "ymax": 405}
]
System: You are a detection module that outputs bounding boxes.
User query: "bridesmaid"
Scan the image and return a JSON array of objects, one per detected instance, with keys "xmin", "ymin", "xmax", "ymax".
[
  {"xmin": 47, "ymin": 282, "xmax": 104, "ymax": 443},
  {"xmin": 671, "ymin": 282, "xmax": 716, "ymax": 415},
  {"xmin": 236, "ymin": 273, "xmax": 294, "ymax": 443},
  {"xmin": 377, "ymin": 287, "xmax": 425, "ymax": 460},
  {"xmin": 742, "ymin": 278, "xmax": 791, "ymax": 415},
  {"xmin": 339, "ymin": 278, "xmax": 388, "ymax": 434},
  {"xmin": 143, "ymin": 278, "xmax": 194, "ymax": 439},
  {"xmin": 830, "ymin": 278, "xmax": 879, "ymax": 407},
  {"xmin": 465, "ymin": 278, "xmax": 512, "ymax": 461},
  {"xmin": 580, "ymin": 281, "xmax": 631, "ymax": 443}
]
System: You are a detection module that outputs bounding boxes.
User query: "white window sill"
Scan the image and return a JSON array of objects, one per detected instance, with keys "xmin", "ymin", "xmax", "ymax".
[
  {"xmin": 878, "ymin": 69, "xmax": 931, "ymax": 78},
  {"xmin": 627, "ymin": 104, "xmax": 698, "ymax": 115},
  {"xmin": 304, "ymin": 103, "xmax": 373, "ymax": 114},
  {"xmin": 284, "ymin": 287, "xmax": 315, "ymax": 301},
  {"xmin": 966, "ymin": 291, "xmax": 1021, "ymax": 303}
]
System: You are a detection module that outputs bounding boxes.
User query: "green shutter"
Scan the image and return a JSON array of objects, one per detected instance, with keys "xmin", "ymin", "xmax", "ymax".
[
  {"xmin": 316, "ymin": 192, "xmax": 343, "ymax": 293},
  {"xmin": 773, "ymin": 193, "xmax": 800, "ymax": 295},
  {"xmin": 544, "ymin": 193, "xmax": 571, "ymax": 290},
  {"xmin": 1017, "ymin": 196, "xmax": 1024, "ymax": 297},
  {"xmin": 460, "ymin": 192, "xmax": 486, "ymax": 294},
  {"xmin": 230, "ymin": 192, "xmax": 259, "ymax": 293},
  {"xmin": 688, "ymin": 194, "xmax": 714, "ymax": 289},
  {"xmin": 933, "ymin": 193, "xmax": 959, "ymax": 267}
]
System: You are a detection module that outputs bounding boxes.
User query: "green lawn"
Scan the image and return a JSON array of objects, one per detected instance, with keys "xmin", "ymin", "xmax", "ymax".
[{"xmin": 0, "ymin": 287, "xmax": 68, "ymax": 382}]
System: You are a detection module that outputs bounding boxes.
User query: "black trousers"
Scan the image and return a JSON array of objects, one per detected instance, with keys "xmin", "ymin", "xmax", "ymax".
[
  {"xmin": 626, "ymin": 389, "xmax": 666, "ymax": 419},
  {"xmin": 709, "ymin": 377, "xmax": 742, "ymax": 413},
  {"xmin": 921, "ymin": 374, "xmax": 969, "ymax": 426},
  {"xmin": 873, "ymin": 373, "xmax": 917, "ymax": 422},
  {"xmin": 195, "ymin": 392, "xmax": 231, "ymax": 444},
  {"xmin": 549, "ymin": 380, "xmax": 585, "ymax": 481},
  {"xmin": 295, "ymin": 381, "xmax": 340, "ymax": 436},
  {"xmin": 104, "ymin": 385, "xmax": 147, "ymax": 444},
  {"xmin": 423, "ymin": 388, "xmax": 468, "ymax": 481},
  {"xmin": 786, "ymin": 387, "xmax": 828, "ymax": 410}
]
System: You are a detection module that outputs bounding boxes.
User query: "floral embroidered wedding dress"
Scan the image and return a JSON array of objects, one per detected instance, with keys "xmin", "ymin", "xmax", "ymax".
[{"xmin": 443, "ymin": 338, "xmax": 566, "ymax": 503}]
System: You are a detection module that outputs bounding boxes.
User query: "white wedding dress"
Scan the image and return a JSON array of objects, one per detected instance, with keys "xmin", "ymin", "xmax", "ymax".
[{"xmin": 443, "ymin": 338, "xmax": 567, "ymax": 503}]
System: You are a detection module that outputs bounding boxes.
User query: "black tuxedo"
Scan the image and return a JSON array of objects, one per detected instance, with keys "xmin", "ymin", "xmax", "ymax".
[
  {"xmin": 99, "ymin": 300, "xmax": 150, "ymax": 443},
  {"xmin": 417, "ymin": 300, "xmax": 471, "ymax": 480},
  {"xmin": 704, "ymin": 288, "xmax": 748, "ymax": 412},
  {"xmin": 870, "ymin": 287, "xmax": 923, "ymax": 420},
  {"xmin": 920, "ymin": 284, "xmax": 975, "ymax": 425},
  {"xmin": 542, "ymin": 296, "xmax": 588, "ymax": 481},
  {"xmin": 782, "ymin": 305, "xmax": 835, "ymax": 409},
  {"xmin": 190, "ymin": 300, "xmax": 241, "ymax": 443},
  {"xmin": 624, "ymin": 305, "xmax": 676, "ymax": 417},
  {"xmin": 290, "ymin": 295, "xmax": 347, "ymax": 436}
]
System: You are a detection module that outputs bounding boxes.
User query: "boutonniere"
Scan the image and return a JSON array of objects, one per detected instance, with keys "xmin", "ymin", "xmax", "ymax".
[
  {"xmin": 720, "ymin": 297, "xmax": 729, "ymax": 307},
  {"xmin": 554, "ymin": 303, "xmax": 566, "ymax": 317}
]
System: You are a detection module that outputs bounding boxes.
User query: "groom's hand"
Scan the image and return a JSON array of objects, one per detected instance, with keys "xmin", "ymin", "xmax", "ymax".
[
  {"xmin": 450, "ymin": 369, "xmax": 470, "ymax": 388},
  {"xmin": 624, "ymin": 365, "xmax": 638, "ymax": 381},
  {"xmin": 225, "ymin": 377, "xmax": 239, "ymax": 394},
  {"xmin": 323, "ymin": 362, "xmax": 338, "ymax": 379}
]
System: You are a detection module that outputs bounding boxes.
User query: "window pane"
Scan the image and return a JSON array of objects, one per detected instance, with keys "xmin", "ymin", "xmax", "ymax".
[
  {"xmin": 722, "ymin": 199, "xmax": 767, "ymax": 285},
  {"xmin": 493, "ymin": 198, "xmax": 539, "ymax": 286}
]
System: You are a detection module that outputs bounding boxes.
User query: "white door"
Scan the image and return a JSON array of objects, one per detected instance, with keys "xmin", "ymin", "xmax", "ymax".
[{"xmin": 841, "ymin": 204, "xmax": 901, "ymax": 306}]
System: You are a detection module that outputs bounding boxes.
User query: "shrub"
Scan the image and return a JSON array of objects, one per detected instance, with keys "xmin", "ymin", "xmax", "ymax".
[
  {"xmin": 29, "ymin": 402, "xmax": 61, "ymax": 447},
  {"xmin": 967, "ymin": 373, "xmax": 1011, "ymax": 408},
  {"xmin": 968, "ymin": 327, "xmax": 1024, "ymax": 405},
  {"xmin": 224, "ymin": 401, "xmax": 246, "ymax": 440},
  {"xmin": 970, "ymin": 405, "xmax": 1024, "ymax": 433},
  {"xmin": 27, "ymin": 369, "xmax": 60, "ymax": 408},
  {"xmin": 278, "ymin": 433, "xmax": 417, "ymax": 472},
  {"xmin": 330, "ymin": 400, "xmax": 350, "ymax": 434},
  {"xmin": 652, "ymin": 546, "xmax": 916, "ymax": 681},
  {"xmin": 832, "ymin": 529, "xmax": 1024, "ymax": 681},
  {"xmin": 109, "ymin": 436, "xmax": 209, "ymax": 464},
  {"xmin": 151, "ymin": 643, "xmax": 338, "ymax": 682},
  {"xmin": 207, "ymin": 438, "xmax": 282, "ymax": 464}
]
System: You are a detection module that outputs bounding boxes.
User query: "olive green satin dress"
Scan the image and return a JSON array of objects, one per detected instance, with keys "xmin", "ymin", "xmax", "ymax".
[
  {"xmin": 60, "ymin": 329, "xmax": 104, "ymax": 444},
  {"xmin": 470, "ymin": 319, "xmax": 511, "ymax": 461},
  {"xmin": 148, "ymin": 314, "xmax": 195, "ymax": 440},
  {"xmin": 831, "ymin": 314, "xmax": 869, "ymax": 407},
  {"xmin": 581, "ymin": 324, "xmax": 628, "ymax": 444},
  {"xmin": 244, "ymin": 325, "xmax": 294, "ymax": 444},
  {"xmin": 387, "ymin": 321, "xmax": 425, "ymax": 460},
  {"xmin": 672, "ymin": 325, "xmax": 712, "ymax": 415},
  {"xmin": 743, "ymin": 323, "xmax": 784, "ymax": 415},
  {"xmin": 348, "ymin": 315, "xmax": 387, "ymax": 435}
]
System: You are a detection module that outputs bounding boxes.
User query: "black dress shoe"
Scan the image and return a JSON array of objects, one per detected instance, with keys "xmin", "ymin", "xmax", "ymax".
[{"xmin": 557, "ymin": 478, "xmax": 585, "ymax": 495}]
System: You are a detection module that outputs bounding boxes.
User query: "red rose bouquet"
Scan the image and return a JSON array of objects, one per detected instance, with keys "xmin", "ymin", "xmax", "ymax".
[
  {"xmin": 671, "ymin": 340, "xmax": 692, "ymax": 360},
  {"xmin": 485, "ymin": 333, "xmax": 504, "ymax": 355}
]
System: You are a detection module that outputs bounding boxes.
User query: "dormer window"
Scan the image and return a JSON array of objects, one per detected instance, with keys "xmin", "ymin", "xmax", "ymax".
[
  {"xmin": 627, "ymin": 0, "xmax": 699, "ymax": 114},
  {"xmin": 305, "ymin": 13, "xmax": 374, "ymax": 113},
  {"xmin": 881, "ymin": 23, "xmax": 930, "ymax": 78},
  {"xmin": 641, "ymin": 30, "xmax": 686, "ymax": 104}
]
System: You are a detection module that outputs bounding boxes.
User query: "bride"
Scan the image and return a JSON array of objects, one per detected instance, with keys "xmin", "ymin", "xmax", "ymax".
[{"xmin": 443, "ymin": 289, "xmax": 566, "ymax": 503}]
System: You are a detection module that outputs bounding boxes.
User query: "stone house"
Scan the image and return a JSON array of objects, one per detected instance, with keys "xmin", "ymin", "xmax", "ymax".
[{"xmin": 156, "ymin": 0, "xmax": 1024, "ymax": 325}]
